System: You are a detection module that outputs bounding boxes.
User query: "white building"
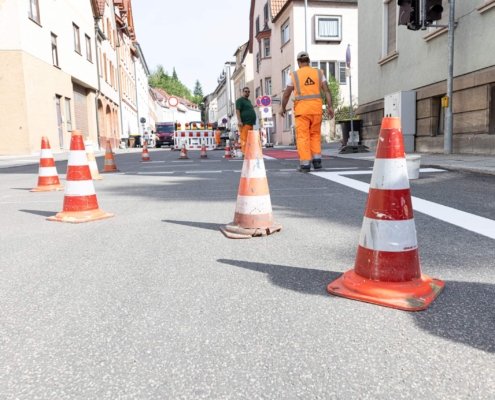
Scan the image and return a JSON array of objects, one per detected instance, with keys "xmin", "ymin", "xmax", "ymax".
[
  {"xmin": 133, "ymin": 41, "xmax": 153, "ymax": 137},
  {"xmin": 214, "ymin": 62, "xmax": 236, "ymax": 130}
]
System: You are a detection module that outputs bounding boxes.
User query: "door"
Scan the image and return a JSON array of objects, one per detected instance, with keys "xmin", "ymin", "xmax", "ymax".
[{"xmin": 55, "ymin": 96, "xmax": 64, "ymax": 149}]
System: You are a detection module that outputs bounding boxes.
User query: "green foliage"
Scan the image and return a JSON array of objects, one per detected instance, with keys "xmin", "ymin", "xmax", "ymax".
[
  {"xmin": 321, "ymin": 76, "xmax": 342, "ymax": 120},
  {"xmin": 193, "ymin": 80, "xmax": 203, "ymax": 97},
  {"xmin": 334, "ymin": 105, "xmax": 359, "ymax": 122},
  {"xmin": 148, "ymin": 65, "xmax": 203, "ymax": 105}
]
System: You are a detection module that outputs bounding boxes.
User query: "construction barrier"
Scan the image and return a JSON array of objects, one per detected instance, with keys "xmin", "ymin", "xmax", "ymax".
[{"xmin": 174, "ymin": 130, "xmax": 216, "ymax": 151}]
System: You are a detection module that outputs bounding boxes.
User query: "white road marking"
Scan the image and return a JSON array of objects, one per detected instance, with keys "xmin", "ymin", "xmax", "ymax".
[
  {"xmin": 172, "ymin": 160, "xmax": 194, "ymax": 163},
  {"xmin": 186, "ymin": 171, "xmax": 222, "ymax": 174},
  {"xmin": 200, "ymin": 160, "xmax": 221, "ymax": 162},
  {"xmin": 314, "ymin": 169, "xmax": 495, "ymax": 240},
  {"xmin": 138, "ymin": 172, "xmax": 175, "ymax": 175},
  {"xmin": 263, "ymin": 155, "xmax": 277, "ymax": 160}
]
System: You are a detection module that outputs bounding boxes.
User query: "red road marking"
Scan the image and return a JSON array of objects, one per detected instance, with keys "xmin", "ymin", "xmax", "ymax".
[{"xmin": 263, "ymin": 150, "xmax": 332, "ymax": 159}]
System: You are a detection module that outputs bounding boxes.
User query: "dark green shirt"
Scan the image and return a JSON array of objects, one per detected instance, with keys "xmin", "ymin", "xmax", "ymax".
[{"xmin": 236, "ymin": 97, "xmax": 257, "ymax": 125}]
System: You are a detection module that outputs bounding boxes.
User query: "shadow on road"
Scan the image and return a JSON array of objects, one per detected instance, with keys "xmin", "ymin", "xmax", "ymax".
[
  {"xmin": 10, "ymin": 188, "xmax": 32, "ymax": 191},
  {"xmin": 163, "ymin": 219, "xmax": 224, "ymax": 232},
  {"xmin": 218, "ymin": 259, "xmax": 495, "ymax": 354},
  {"xmin": 19, "ymin": 209, "xmax": 56, "ymax": 217}
]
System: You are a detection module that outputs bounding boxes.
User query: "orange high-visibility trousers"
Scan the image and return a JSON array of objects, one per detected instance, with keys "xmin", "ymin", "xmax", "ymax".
[
  {"xmin": 295, "ymin": 114, "xmax": 322, "ymax": 162},
  {"xmin": 215, "ymin": 131, "xmax": 221, "ymax": 146},
  {"xmin": 239, "ymin": 124, "xmax": 253, "ymax": 154}
]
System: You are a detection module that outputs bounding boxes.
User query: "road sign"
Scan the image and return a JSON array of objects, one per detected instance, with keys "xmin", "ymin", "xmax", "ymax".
[
  {"xmin": 346, "ymin": 44, "xmax": 351, "ymax": 68},
  {"xmin": 222, "ymin": 118, "xmax": 228, "ymax": 124},
  {"xmin": 256, "ymin": 97, "xmax": 262, "ymax": 107},
  {"xmin": 260, "ymin": 95, "xmax": 271, "ymax": 107},
  {"xmin": 168, "ymin": 96, "xmax": 179, "ymax": 108},
  {"xmin": 263, "ymin": 120, "xmax": 274, "ymax": 128},
  {"xmin": 260, "ymin": 106, "xmax": 272, "ymax": 119},
  {"xmin": 271, "ymin": 97, "xmax": 281, "ymax": 104}
]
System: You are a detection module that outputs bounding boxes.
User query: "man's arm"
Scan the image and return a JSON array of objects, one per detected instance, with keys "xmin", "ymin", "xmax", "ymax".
[
  {"xmin": 322, "ymin": 82, "xmax": 335, "ymax": 120},
  {"xmin": 280, "ymin": 86, "xmax": 293, "ymax": 117},
  {"xmin": 236, "ymin": 109, "xmax": 243, "ymax": 126}
]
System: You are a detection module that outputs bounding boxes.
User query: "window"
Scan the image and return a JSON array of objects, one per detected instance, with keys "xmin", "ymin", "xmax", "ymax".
[
  {"xmin": 256, "ymin": 16, "xmax": 260, "ymax": 34},
  {"xmin": 265, "ymin": 78, "xmax": 272, "ymax": 96},
  {"xmin": 264, "ymin": 38, "xmax": 271, "ymax": 57},
  {"xmin": 65, "ymin": 98, "xmax": 72, "ymax": 132},
  {"xmin": 338, "ymin": 61, "xmax": 347, "ymax": 85},
  {"xmin": 28, "ymin": 0, "xmax": 40, "ymax": 24},
  {"xmin": 99, "ymin": 48, "xmax": 103, "ymax": 76},
  {"xmin": 284, "ymin": 110, "xmax": 292, "ymax": 130},
  {"xmin": 73, "ymin": 24, "xmax": 81, "ymax": 54},
  {"xmin": 255, "ymin": 87, "xmax": 260, "ymax": 99},
  {"xmin": 264, "ymin": 2, "xmax": 269, "ymax": 21},
  {"xmin": 85, "ymin": 35, "xmax": 92, "ymax": 62},
  {"xmin": 315, "ymin": 15, "xmax": 342, "ymax": 41},
  {"xmin": 51, "ymin": 33, "xmax": 59, "ymax": 67},
  {"xmin": 311, "ymin": 60, "xmax": 347, "ymax": 84},
  {"xmin": 282, "ymin": 66, "xmax": 290, "ymax": 89},
  {"xmin": 281, "ymin": 21, "xmax": 290, "ymax": 45},
  {"xmin": 256, "ymin": 52, "xmax": 260, "ymax": 71},
  {"xmin": 383, "ymin": 0, "xmax": 397, "ymax": 56}
]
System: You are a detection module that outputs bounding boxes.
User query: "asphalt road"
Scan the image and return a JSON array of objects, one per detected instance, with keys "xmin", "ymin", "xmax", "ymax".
[{"xmin": 1, "ymin": 146, "xmax": 494, "ymax": 399}]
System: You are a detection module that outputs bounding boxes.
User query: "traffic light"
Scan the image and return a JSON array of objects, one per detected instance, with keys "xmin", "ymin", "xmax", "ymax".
[
  {"xmin": 398, "ymin": 0, "xmax": 421, "ymax": 31},
  {"xmin": 425, "ymin": 0, "xmax": 443, "ymax": 22}
]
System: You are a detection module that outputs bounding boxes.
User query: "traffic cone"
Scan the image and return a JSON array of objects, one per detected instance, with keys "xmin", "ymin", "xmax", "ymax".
[
  {"xmin": 30, "ymin": 137, "xmax": 64, "ymax": 192},
  {"xmin": 84, "ymin": 138, "xmax": 103, "ymax": 180},
  {"xmin": 327, "ymin": 117, "xmax": 444, "ymax": 311},
  {"xmin": 47, "ymin": 130, "xmax": 114, "ymax": 223},
  {"xmin": 100, "ymin": 140, "xmax": 119, "ymax": 173},
  {"xmin": 199, "ymin": 141, "xmax": 208, "ymax": 159},
  {"xmin": 141, "ymin": 142, "xmax": 151, "ymax": 162},
  {"xmin": 234, "ymin": 140, "xmax": 242, "ymax": 158},
  {"xmin": 223, "ymin": 140, "xmax": 232, "ymax": 159},
  {"xmin": 179, "ymin": 143, "xmax": 188, "ymax": 159},
  {"xmin": 220, "ymin": 130, "xmax": 282, "ymax": 239}
]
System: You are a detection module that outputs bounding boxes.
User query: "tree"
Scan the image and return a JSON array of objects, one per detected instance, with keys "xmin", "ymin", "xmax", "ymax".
[
  {"xmin": 172, "ymin": 67, "xmax": 178, "ymax": 81},
  {"xmin": 321, "ymin": 76, "xmax": 342, "ymax": 120},
  {"xmin": 193, "ymin": 80, "xmax": 203, "ymax": 97},
  {"xmin": 149, "ymin": 66, "xmax": 204, "ymax": 106}
]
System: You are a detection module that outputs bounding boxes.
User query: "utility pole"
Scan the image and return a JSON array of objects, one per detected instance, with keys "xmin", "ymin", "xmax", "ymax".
[
  {"xmin": 444, "ymin": 0, "xmax": 455, "ymax": 154},
  {"xmin": 304, "ymin": 0, "xmax": 308, "ymax": 52}
]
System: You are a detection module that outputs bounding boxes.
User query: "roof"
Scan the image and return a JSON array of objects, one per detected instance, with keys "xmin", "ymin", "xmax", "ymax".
[
  {"xmin": 97, "ymin": 0, "xmax": 106, "ymax": 16},
  {"xmin": 152, "ymin": 88, "xmax": 199, "ymax": 111},
  {"xmin": 271, "ymin": 0, "xmax": 289, "ymax": 18},
  {"xmin": 272, "ymin": 0, "xmax": 358, "ymax": 21}
]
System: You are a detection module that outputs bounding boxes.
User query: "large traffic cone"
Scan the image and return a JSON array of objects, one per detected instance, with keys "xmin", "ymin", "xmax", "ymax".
[
  {"xmin": 47, "ymin": 130, "xmax": 114, "ymax": 223},
  {"xmin": 84, "ymin": 138, "xmax": 103, "ymax": 180},
  {"xmin": 100, "ymin": 140, "xmax": 119, "ymax": 173},
  {"xmin": 223, "ymin": 140, "xmax": 232, "ymax": 159},
  {"xmin": 220, "ymin": 130, "xmax": 282, "ymax": 239},
  {"xmin": 199, "ymin": 141, "xmax": 208, "ymax": 159},
  {"xmin": 141, "ymin": 142, "xmax": 151, "ymax": 162},
  {"xmin": 179, "ymin": 143, "xmax": 188, "ymax": 159},
  {"xmin": 327, "ymin": 117, "xmax": 444, "ymax": 311},
  {"xmin": 31, "ymin": 137, "xmax": 64, "ymax": 192}
]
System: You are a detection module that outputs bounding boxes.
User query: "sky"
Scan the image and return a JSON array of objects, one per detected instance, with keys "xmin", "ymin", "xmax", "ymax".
[{"xmin": 132, "ymin": 0, "xmax": 251, "ymax": 96}]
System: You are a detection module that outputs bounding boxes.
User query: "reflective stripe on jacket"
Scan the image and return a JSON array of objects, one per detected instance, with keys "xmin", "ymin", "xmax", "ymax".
[{"xmin": 290, "ymin": 67, "xmax": 323, "ymax": 116}]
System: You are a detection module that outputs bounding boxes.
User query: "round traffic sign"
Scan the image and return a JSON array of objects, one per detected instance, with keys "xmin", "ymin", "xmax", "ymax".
[
  {"xmin": 168, "ymin": 96, "xmax": 179, "ymax": 108},
  {"xmin": 222, "ymin": 118, "xmax": 228, "ymax": 124},
  {"xmin": 260, "ymin": 96, "xmax": 271, "ymax": 107},
  {"xmin": 256, "ymin": 97, "xmax": 262, "ymax": 107}
]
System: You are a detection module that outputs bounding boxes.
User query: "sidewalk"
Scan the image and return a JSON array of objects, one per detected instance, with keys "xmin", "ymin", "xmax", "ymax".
[
  {"xmin": 0, "ymin": 147, "xmax": 143, "ymax": 169},
  {"xmin": 321, "ymin": 143, "xmax": 495, "ymax": 175}
]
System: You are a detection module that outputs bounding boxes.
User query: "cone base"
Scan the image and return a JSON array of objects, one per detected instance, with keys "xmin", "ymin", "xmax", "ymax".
[
  {"xmin": 220, "ymin": 223, "xmax": 282, "ymax": 239},
  {"xmin": 47, "ymin": 209, "xmax": 114, "ymax": 224},
  {"xmin": 30, "ymin": 184, "xmax": 65, "ymax": 192},
  {"xmin": 101, "ymin": 169, "xmax": 120, "ymax": 173},
  {"xmin": 327, "ymin": 270, "xmax": 444, "ymax": 311},
  {"xmin": 200, "ymin": 155, "xmax": 208, "ymax": 159},
  {"xmin": 91, "ymin": 175, "xmax": 104, "ymax": 180}
]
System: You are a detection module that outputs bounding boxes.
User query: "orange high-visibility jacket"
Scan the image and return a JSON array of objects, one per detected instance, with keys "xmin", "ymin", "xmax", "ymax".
[{"xmin": 290, "ymin": 66, "xmax": 323, "ymax": 116}]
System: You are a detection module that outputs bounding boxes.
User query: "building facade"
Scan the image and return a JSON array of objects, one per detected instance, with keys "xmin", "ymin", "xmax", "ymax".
[
  {"xmin": 0, "ymin": 0, "xmax": 100, "ymax": 154},
  {"xmin": 357, "ymin": 0, "xmax": 495, "ymax": 153},
  {"xmin": 231, "ymin": 42, "xmax": 255, "ymax": 132}
]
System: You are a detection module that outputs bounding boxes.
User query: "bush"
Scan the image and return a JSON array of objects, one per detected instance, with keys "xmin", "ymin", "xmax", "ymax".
[
  {"xmin": 321, "ymin": 76, "xmax": 342, "ymax": 120},
  {"xmin": 334, "ymin": 105, "xmax": 359, "ymax": 123}
]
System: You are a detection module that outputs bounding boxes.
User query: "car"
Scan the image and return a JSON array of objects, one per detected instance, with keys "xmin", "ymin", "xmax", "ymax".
[{"xmin": 155, "ymin": 122, "xmax": 175, "ymax": 148}]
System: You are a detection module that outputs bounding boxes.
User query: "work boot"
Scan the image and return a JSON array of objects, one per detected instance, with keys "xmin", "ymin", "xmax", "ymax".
[
  {"xmin": 297, "ymin": 165, "xmax": 311, "ymax": 173},
  {"xmin": 312, "ymin": 159, "xmax": 322, "ymax": 170}
]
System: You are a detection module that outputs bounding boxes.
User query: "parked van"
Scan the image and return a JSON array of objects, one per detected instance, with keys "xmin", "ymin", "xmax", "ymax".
[{"xmin": 155, "ymin": 122, "xmax": 175, "ymax": 148}]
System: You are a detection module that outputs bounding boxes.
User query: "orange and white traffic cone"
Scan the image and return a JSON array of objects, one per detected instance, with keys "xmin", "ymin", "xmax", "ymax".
[
  {"xmin": 84, "ymin": 138, "xmax": 103, "ymax": 180},
  {"xmin": 31, "ymin": 137, "xmax": 64, "ymax": 192},
  {"xmin": 220, "ymin": 130, "xmax": 282, "ymax": 239},
  {"xmin": 234, "ymin": 140, "xmax": 242, "ymax": 158},
  {"xmin": 141, "ymin": 142, "xmax": 151, "ymax": 162},
  {"xmin": 100, "ymin": 140, "xmax": 119, "ymax": 173},
  {"xmin": 327, "ymin": 117, "xmax": 444, "ymax": 311},
  {"xmin": 179, "ymin": 143, "xmax": 188, "ymax": 159},
  {"xmin": 199, "ymin": 140, "xmax": 208, "ymax": 159},
  {"xmin": 47, "ymin": 130, "xmax": 114, "ymax": 224},
  {"xmin": 223, "ymin": 140, "xmax": 232, "ymax": 159}
]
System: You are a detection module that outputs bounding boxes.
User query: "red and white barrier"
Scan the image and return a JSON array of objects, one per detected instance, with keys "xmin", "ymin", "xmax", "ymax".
[{"xmin": 174, "ymin": 130, "xmax": 217, "ymax": 150}]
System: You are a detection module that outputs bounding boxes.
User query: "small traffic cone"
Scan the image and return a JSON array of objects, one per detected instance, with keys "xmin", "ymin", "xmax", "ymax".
[
  {"xmin": 47, "ymin": 130, "xmax": 114, "ymax": 223},
  {"xmin": 31, "ymin": 137, "xmax": 64, "ymax": 192},
  {"xmin": 327, "ymin": 117, "xmax": 444, "ymax": 311},
  {"xmin": 84, "ymin": 138, "xmax": 103, "ymax": 180},
  {"xmin": 179, "ymin": 143, "xmax": 188, "ymax": 159},
  {"xmin": 199, "ymin": 141, "xmax": 208, "ymax": 159},
  {"xmin": 234, "ymin": 140, "xmax": 242, "ymax": 158},
  {"xmin": 141, "ymin": 142, "xmax": 151, "ymax": 162},
  {"xmin": 223, "ymin": 140, "xmax": 232, "ymax": 159},
  {"xmin": 100, "ymin": 140, "xmax": 119, "ymax": 173},
  {"xmin": 220, "ymin": 130, "xmax": 282, "ymax": 239}
]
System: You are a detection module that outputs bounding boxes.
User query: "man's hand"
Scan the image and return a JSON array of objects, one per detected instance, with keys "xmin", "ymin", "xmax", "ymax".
[
  {"xmin": 238, "ymin": 122, "xmax": 244, "ymax": 127},
  {"xmin": 327, "ymin": 108, "xmax": 335, "ymax": 120},
  {"xmin": 281, "ymin": 108, "xmax": 286, "ymax": 118}
]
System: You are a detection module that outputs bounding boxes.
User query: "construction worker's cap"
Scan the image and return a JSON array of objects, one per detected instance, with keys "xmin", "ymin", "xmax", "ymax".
[{"xmin": 297, "ymin": 51, "xmax": 310, "ymax": 60}]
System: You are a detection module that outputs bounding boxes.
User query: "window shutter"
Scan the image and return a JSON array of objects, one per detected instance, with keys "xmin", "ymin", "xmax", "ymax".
[{"xmin": 339, "ymin": 61, "xmax": 347, "ymax": 84}]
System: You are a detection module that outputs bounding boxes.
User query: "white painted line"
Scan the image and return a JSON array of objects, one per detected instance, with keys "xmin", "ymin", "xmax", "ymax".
[
  {"xmin": 148, "ymin": 161, "xmax": 165, "ymax": 163},
  {"xmin": 172, "ymin": 161, "xmax": 194, "ymax": 163},
  {"xmin": 186, "ymin": 171, "xmax": 222, "ymax": 174},
  {"xmin": 263, "ymin": 155, "xmax": 277, "ymax": 160},
  {"xmin": 228, "ymin": 159, "xmax": 244, "ymax": 161},
  {"xmin": 137, "ymin": 172, "xmax": 175, "ymax": 175},
  {"xmin": 314, "ymin": 169, "xmax": 495, "ymax": 240},
  {"xmin": 200, "ymin": 160, "xmax": 221, "ymax": 162}
]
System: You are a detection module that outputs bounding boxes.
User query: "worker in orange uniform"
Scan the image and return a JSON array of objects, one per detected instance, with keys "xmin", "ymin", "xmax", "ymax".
[
  {"xmin": 215, "ymin": 129, "xmax": 221, "ymax": 148},
  {"xmin": 236, "ymin": 87, "xmax": 256, "ymax": 157},
  {"xmin": 281, "ymin": 51, "xmax": 334, "ymax": 172}
]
